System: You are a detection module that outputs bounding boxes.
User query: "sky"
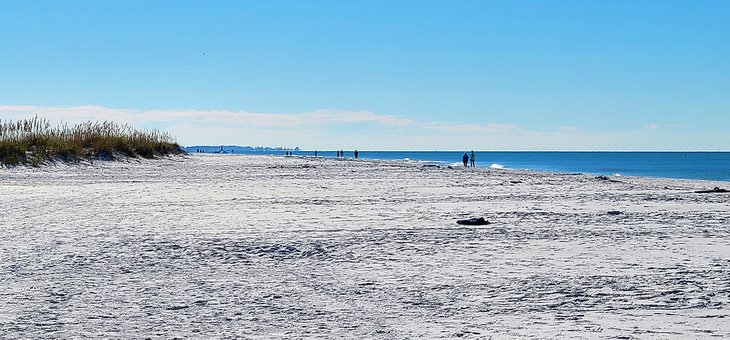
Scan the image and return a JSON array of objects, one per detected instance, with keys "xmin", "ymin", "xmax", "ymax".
[{"xmin": 1, "ymin": 0, "xmax": 728, "ymax": 151}]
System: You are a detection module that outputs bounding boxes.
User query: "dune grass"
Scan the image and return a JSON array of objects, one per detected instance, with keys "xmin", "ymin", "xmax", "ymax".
[{"xmin": 0, "ymin": 116, "xmax": 184, "ymax": 166}]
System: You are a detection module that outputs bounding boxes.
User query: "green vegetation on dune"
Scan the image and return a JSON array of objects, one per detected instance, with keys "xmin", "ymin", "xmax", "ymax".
[{"xmin": 0, "ymin": 116, "xmax": 184, "ymax": 166}]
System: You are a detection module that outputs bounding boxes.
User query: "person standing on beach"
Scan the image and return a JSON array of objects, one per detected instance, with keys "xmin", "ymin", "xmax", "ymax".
[
  {"xmin": 354, "ymin": 150, "xmax": 359, "ymax": 159},
  {"xmin": 462, "ymin": 152, "xmax": 469, "ymax": 167},
  {"xmin": 314, "ymin": 150, "xmax": 318, "ymax": 157},
  {"xmin": 470, "ymin": 150, "xmax": 475, "ymax": 167}
]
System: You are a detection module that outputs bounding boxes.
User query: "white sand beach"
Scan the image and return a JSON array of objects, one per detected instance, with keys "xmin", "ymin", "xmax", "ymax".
[{"xmin": 1, "ymin": 154, "xmax": 729, "ymax": 338}]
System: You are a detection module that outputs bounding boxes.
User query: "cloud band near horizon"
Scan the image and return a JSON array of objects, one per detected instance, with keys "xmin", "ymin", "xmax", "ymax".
[{"xmin": 0, "ymin": 104, "xmax": 722, "ymax": 151}]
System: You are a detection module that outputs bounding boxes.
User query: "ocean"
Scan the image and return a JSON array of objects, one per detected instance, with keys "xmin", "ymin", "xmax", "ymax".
[
  {"xmin": 356, "ymin": 151, "xmax": 730, "ymax": 182},
  {"xmin": 186, "ymin": 148, "xmax": 730, "ymax": 182}
]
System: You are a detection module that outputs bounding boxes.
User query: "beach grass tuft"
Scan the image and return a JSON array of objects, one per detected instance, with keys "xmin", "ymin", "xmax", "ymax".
[{"xmin": 0, "ymin": 116, "xmax": 184, "ymax": 166}]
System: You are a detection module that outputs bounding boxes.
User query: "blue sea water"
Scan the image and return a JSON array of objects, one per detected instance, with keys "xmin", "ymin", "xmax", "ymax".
[
  {"xmin": 188, "ymin": 147, "xmax": 730, "ymax": 182},
  {"xmin": 307, "ymin": 151, "xmax": 730, "ymax": 182}
]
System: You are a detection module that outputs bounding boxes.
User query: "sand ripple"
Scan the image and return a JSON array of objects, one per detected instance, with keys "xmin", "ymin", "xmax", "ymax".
[{"xmin": 1, "ymin": 154, "xmax": 729, "ymax": 338}]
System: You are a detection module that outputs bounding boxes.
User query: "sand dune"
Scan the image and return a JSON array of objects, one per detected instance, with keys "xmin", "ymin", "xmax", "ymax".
[{"xmin": 1, "ymin": 154, "xmax": 729, "ymax": 338}]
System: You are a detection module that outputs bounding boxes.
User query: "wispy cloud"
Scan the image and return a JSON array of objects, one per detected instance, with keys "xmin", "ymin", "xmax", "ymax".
[
  {"xmin": 0, "ymin": 105, "xmax": 138, "ymax": 123},
  {"xmin": 0, "ymin": 105, "xmax": 413, "ymax": 129},
  {"xmin": 0, "ymin": 104, "xmax": 724, "ymax": 150}
]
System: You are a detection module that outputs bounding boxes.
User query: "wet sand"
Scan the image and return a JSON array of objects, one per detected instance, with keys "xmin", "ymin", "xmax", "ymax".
[{"xmin": 1, "ymin": 154, "xmax": 729, "ymax": 338}]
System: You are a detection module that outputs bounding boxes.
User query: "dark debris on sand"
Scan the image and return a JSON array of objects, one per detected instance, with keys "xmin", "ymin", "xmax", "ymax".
[
  {"xmin": 695, "ymin": 187, "xmax": 729, "ymax": 194},
  {"xmin": 456, "ymin": 217, "xmax": 491, "ymax": 225}
]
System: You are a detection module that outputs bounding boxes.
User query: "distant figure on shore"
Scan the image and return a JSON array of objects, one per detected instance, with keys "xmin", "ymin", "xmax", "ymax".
[
  {"xmin": 462, "ymin": 152, "xmax": 469, "ymax": 167},
  {"xmin": 354, "ymin": 150, "xmax": 359, "ymax": 159},
  {"xmin": 470, "ymin": 150, "xmax": 475, "ymax": 167},
  {"xmin": 314, "ymin": 150, "xmax": 318, "ymax": 157},
  {"xmin": 340, "ymin": 150, "xmax": 344, "ymax": 158}
]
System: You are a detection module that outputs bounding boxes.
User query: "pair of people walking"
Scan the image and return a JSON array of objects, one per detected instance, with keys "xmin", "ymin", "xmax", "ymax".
[
  {"xmin": 334, "ymin": 150, "xmax": 358, "ymax": 158},
  {"xmin": 462, "ymin": 151, "xmax": 476, "ymax": 167}
]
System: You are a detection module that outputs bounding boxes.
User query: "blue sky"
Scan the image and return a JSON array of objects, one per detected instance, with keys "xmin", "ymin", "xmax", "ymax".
[{"xmin": 1, "ymin": 1, "xmax": 728, "ymax": 150}]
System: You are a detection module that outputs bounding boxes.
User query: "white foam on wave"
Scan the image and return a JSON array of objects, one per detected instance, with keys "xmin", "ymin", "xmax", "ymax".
[
  {"xmin": 416, "ymin": 159, "xmax": 445, "ymax": 166},
  {"xmin": 490, "ymin": 163, "xmax": 505, "ymax": 169}
]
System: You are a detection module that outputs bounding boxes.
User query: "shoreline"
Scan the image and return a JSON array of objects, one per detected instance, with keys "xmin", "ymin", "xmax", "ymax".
[
  {"xmin": 284, "ymin": 152, "xmax": 730, "ymax": 186},
  {"xmin": 204, "ymin": 150, "xmax": 730, "ymax": 183},
  {"xmin": 6, "ymin": 150, "xmax": 728, "ymax": 183}
]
